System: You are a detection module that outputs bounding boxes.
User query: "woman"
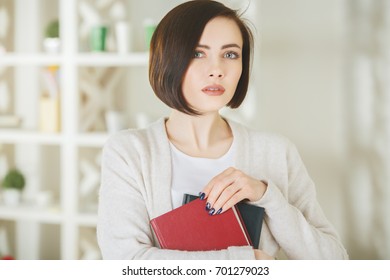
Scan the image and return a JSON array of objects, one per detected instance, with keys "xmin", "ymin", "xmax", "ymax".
[{"xmin": 97, "ymin": 0, "xmax": 348, "ymax": 260}]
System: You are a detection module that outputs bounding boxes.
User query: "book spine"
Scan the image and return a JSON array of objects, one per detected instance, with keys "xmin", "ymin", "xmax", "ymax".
[
  {"xmin": 233, "ymin": 205, "xmax": 252, "ymax": 247},
  {"xmin": 150, "ymin": 219, "xmax": 166, "ymax": 249}
]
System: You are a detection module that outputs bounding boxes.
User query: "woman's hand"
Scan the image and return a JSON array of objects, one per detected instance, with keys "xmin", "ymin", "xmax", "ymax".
[
  {"xmin": 254, "ymin": 249, "xmax": 275, "ymax": 260},
  {"xmin": 200, "ymin": 167, "xmax": 267, "ymax": 215}
]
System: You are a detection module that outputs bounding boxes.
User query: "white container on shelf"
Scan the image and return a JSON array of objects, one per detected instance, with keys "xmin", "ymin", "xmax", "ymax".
[
  {"xmin": 43, "ymin": 38, "xmax": 61, "ymax": 53},
  {"xmin": 2, "ymin": 189, "xmax": 21, "ymax": 206},
  {"xmin": 115, "ymin": 21, "xmax": 132, "ymax": 54}
]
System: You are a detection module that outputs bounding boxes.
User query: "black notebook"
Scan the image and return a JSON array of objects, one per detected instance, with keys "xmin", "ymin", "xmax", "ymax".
[{"xmin": 182, "ymin": 194, "xmax": 265, "ymax": 249}]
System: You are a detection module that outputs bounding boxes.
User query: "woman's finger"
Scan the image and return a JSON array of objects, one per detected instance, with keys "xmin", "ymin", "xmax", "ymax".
[
  {"xmin": 211, "ymin": 184, "xmax": 246, "ymax": 215},
  {"xmin": 201, "ymin": 167, "xmax": 236, "ymax": 200},
  {"xmin": 203, "ymin": 168, "xmax": 245, "ymax": 213}
]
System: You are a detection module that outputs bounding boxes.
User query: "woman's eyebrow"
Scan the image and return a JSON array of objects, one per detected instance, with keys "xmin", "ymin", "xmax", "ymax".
[
  {"xmin": 197, "ymin": 43, "xmax": 242, "ymax": 50},
  {"xmin": 221, "ymin": 43, "xmax": 241, "ymax": 49}
]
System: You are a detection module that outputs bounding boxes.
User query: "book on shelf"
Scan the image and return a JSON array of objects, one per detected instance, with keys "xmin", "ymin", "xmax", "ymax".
[
  {"xmin": 0, "ymin": 115, "xmax": 22, "ymax": 128},
  {"xmin": 150, "ymin": 198, "xmax": 252, "ymax": 251},
  {"xmin": 182, "ymin": 194, "xmax": 265, "ymax": 249}
]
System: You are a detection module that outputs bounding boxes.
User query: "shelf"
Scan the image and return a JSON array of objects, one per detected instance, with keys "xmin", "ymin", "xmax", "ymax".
[
  {"xmin": 0, "ymin": 204, "xmax": 63, "ymax": 224},
  {"xmin": 0, "ymin": 130, "xmax": 119, "ymax": 147},
  {"xmin": 0, "ymin": 52, "xmax": 149, "ymax": 67},
  {"xmin": 0, "ymin": 129, "xmax": 63, "ymax": 145},
  {"xmin": 0, "ymin": 53, "xmax": 62, "ymax": 66},
  {"xmin": 76, "ymin": 52, "xmax": 149, "ymax": 66},
  {"xmin": 76, "ymin": 133, "xmax": 110, "ymax": 147},
  {"xmin": 76, "ymin": 213, "xmax": 98, "ymax": 227}
]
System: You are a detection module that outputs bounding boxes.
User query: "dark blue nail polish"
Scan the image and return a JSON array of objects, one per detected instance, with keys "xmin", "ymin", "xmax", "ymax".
[
  {"xmin": 199, "ymin": 192, "xmax": 205, "ymax": 200},
  {"xmin": 205, "ymin": 202, "xmax": 211, "ymax": 211},
  {"xmin": 208, "ymin": 208, "xmax": 215, "ymax": 215},
  {"xmin": 216, "ymin": 208, "xmax": 222, "ymax": 215}
]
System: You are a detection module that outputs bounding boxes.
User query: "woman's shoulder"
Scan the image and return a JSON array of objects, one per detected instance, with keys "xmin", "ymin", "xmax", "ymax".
[
  {"xmin": 227, "ymin": 119, "xmax": 293, "ymax": 149},
  {"xmin": 228, "ymin": 119, "xmax": 304, "ymax": 168}
]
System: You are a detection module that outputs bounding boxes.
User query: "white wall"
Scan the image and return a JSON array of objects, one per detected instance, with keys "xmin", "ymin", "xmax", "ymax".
[
  {"xmin": 253, "ymin": 0, "xmax": 390, "ymax": 260},
  {"xmin": 255, "ymin": 0, "xmax": 349, "ymax": 252}
]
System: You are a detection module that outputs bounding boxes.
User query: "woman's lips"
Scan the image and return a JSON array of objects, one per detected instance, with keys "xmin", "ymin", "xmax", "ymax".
[{"xmin": 201, "ymin": 85, "xmax": 225, "ymax": 96}]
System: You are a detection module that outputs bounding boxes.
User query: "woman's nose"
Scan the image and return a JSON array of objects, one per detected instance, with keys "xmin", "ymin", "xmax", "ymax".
[
  {"xmin": 208, "ymin": 61, "xmax": 224, "ymax": 78},
  {"xmin": 209, "ymin": 72, "xmax": 223, "ymax": 78}
]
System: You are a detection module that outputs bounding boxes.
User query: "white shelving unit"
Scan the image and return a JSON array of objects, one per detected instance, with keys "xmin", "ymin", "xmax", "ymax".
[
  {"xmin": 0, "ymin": 0, "xmax": 165, "ymax": 260},
  {"xmin": 0, "ymin": 0, "xmax": 257, "ymax": 260}
]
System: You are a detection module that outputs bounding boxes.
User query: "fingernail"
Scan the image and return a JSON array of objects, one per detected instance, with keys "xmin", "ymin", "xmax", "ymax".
[
  {"xmin": 208, "ymin": 208, "xmax": 215, "ymax": 215},
  {"xmin": 205, "ymin": 202, "xmax": 211, "ymax": 211},
  {"xmin": 216, "ymin": 208, "xmax": 222, "ymax": 215},
  {"xmin": 199, "ymin": 192, "xmax": 205, "ymax": 200}
]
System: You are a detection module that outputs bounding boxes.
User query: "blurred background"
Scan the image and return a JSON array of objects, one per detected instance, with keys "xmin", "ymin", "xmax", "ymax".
[{"xmin": 0, "ymin": 0, "xmax": 389, "ymax": 260}]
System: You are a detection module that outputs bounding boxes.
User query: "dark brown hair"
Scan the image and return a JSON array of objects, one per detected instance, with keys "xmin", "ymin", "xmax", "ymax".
[{"xmin": 149, "ymin": 0, "xmax": 254, "ymax": 115}]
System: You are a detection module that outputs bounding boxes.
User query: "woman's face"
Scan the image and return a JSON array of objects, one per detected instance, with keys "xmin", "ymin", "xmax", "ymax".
[{"xmin": 182, "ymin": 16, "xmax": 243, "ymax": 115}]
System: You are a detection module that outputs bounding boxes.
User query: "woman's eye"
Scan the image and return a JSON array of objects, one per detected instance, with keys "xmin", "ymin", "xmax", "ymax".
[
  {"xmin": 194, "ymin": 51, "xmax": 204, "ymax": 58},
  {"xmin": 224, "ymin": 51, "xmax": 240, "ymax": 59}
]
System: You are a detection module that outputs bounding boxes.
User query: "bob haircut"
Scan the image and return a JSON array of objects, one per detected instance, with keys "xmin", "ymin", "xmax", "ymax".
[{"xmin": 149, "ymin": 0, "xmax": 254, "ymax": 115}]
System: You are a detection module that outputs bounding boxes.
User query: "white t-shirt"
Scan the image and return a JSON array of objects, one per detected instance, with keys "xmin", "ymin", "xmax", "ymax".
[{"xmin": 169, "ymin": 140, "xmax": 235, "ymax": 209}]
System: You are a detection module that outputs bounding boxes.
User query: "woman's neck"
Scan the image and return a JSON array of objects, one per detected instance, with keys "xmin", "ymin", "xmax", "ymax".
[{"xmin": 165, "ymin": 110, "xmax": 233, "ymax": 158}]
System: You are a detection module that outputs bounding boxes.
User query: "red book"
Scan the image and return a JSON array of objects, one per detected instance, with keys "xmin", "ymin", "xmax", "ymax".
[{"xmin": 150, "ymin": 198, "xmax": 252, "ymax": 251}]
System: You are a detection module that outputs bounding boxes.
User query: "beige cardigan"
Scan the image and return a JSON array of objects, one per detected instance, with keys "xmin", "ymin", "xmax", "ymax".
[{"xmin": 97, "ymin": 117, "xmax": 348, "ymax": 259}]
